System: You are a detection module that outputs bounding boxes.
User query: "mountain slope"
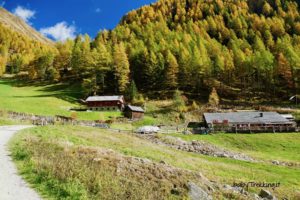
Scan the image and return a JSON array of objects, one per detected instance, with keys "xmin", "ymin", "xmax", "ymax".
[
  {"xmin": 0, "ymin": 7, "xmax": 53, "ymax": 45},
  {"xmin": 0, "ymin": 8, "xmax": 56, "ymax": 76},
  {"xmin": 99, "ymin": 0, "xmax": 300, "ymax": 99}
]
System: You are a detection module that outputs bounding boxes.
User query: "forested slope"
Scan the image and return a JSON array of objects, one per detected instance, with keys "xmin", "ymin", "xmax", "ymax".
[
  {"xmin": 0, "ymin": 19, "xmax": 57, "ymax": 78},
  {"xmin": 61, "ymin": 0, "xmax": 300, "ymax": 99},
  {"xmin": 1, "ymin": 0, "xmax": 300, "ymax": 101},
  {"xmin": 116, "ymin": 0, "xmax": 300, "ymax": 98}
]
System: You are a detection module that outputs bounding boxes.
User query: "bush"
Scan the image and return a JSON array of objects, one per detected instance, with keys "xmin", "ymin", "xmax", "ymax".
[
  {"xmin": 190, "ymin": 101, "xmax": 200, "ymax": 111},
  {"xmin": 126, "ymin": 80, "xmax": 138, "ymax": 101},
  {"xmin": 132, "ymin": 94, "xmax": 145, "ymax": 106},
  {"xmin": 208, "ymin": 87, "xmax": 220, "ymax": 107},
  {"xmin": 70, "ymin": 112, "xmax": 78, "ymax": 120},
  {"xmin": 173, "ymin": 90, "xmax": 187, "ymax": 113}
]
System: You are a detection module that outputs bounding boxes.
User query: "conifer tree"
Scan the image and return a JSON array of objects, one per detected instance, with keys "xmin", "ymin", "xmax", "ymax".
[
  {"xmin": 0, "ymin": 45, "xmax": 8, "ymax": 75},
  {"xmin": 113, "ymin": 42, "xmax": 130, "ymax": 93},
  {"xmin": 54, "ymin": 40, "xmax": 73, "ymax": 74},
  {"xmin": 127, "ymin": 80, "xmax": 138, "ymax": 101},
  {"xmin": 208, "ymin": 87, "xmax": 220, "ymax": 107},
  {"xmin": 173, "ymin": 90, "xmax": 187, "ymax": 113},
  {"xmin": 165, "ymin": 51, "xmax": 179, "ymax": 90},
  {"xmin": 276, "ymin": 53, "xmax": 293, "ymax": 89}
]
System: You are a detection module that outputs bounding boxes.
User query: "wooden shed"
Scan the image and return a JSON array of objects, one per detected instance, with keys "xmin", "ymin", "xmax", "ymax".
[
  {"xmin": 85, "ymin": 96, "xmax": 125, "ymax": 111},
  {"xmin": 124, "ymin": 105, "xmax": 144, "ymax": 120}
]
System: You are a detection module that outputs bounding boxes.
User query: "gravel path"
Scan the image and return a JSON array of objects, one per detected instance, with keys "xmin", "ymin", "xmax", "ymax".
[{"xmin": 0, "ymin": 126, "xmax": 41, "ymax": 200}]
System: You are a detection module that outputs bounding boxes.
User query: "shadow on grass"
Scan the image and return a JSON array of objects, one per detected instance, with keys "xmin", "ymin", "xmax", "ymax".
[{"xmin": 0, "ymin": 78, "xmax": 84, "ymax": 104}]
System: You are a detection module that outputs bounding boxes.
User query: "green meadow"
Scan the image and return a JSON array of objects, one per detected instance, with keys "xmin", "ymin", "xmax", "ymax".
[
  {"xmin": 0, "ymin": 79, "xmax": 122, "ymax": 121},
  {"xmin": 166, "ymin": 133, "xmax": 300, "ymax": 164}
]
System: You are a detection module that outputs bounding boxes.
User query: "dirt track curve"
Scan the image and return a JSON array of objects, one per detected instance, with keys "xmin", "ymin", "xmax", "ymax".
[{"xmin": 0, "ymin": 126, "xmax": 41, "ymax": 200}]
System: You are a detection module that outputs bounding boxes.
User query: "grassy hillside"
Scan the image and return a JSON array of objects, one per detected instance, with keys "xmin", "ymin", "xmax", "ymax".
[
  {"xmin": 0, "ymin": 79, "xmax": 122, "ymax": 120},
  {"xmin": 165, "ymin": 133, "xmax": 300, "ymax": 164},
  {"xmin": 0, "ymin": 79, "xmax": 191, "ymax": 127},
  {"xmin": 10, "ymin": 126, "xmax": 300, "ymax": 199}
]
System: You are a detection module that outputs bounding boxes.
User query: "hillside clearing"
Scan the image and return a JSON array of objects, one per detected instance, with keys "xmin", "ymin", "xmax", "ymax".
[
  {"xmin": 0, "ymin": 79, "xmax": 122, "ymax": 121},
  {"xmin": 10, "ymin": 126, "xmax": 300, "ymax": 199}
]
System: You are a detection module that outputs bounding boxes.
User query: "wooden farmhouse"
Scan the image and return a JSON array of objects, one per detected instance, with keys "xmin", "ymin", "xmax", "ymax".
[
  {"xmin": 124, "ymin": 105, "xmax": 145, "ymax": 120},
  {"xmin": 85, "ymin": 96, "xmax": 125, "ymax": 111},
  {"xmin": 203, "ymin": 112, "xmax": 296, "ymax": 133}
]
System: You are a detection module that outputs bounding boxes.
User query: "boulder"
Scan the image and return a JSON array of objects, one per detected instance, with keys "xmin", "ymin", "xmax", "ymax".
[
  {"xmin": 259, "ymin": 189, "xmax": 276, "ymax": 200},
  {"xmin": 272, "ymin": 160, "xmax": 280, "ymax": 165},
  {"xmin": 160, "ymin": 160, "xmax": 167, "ymax": 165},
  {"xmin": 188, "ymin": 182, "xmax": 212, "ymax": 200}
]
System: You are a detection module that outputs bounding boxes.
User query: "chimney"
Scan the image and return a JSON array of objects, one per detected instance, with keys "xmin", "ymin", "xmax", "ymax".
[{"xmin": 260, "ymin": 113, "xmax": 263, "ymax": 117}]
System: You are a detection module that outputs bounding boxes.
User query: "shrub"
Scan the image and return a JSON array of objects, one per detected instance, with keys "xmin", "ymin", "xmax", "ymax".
[
  {"xmin": 190, "ymin": 101, "xmax": 200, "ymax": 111},
  {"xmin": 208, "ymin": 87, "xmax": 220, "ymax": 107},
  {"xmin": 173, "ymin": 90, "xmax": 187, "ymax": 113},
  {"xmin": 132, "ymin": 94, "xmax": 145, "ymax": 106}
]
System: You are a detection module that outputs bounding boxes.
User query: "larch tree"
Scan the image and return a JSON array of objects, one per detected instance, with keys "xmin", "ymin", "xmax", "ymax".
[
  {"xmin": 276, "ymin": 53, "xmax": 293, "ymax": 89},
  {"xmin": 165, "ymin": 50, "xmax": 179, "ymax": 90},
  {"xmin": 208, "ymin": 87, "xmax": 220, "ymax": 107},
  {"xmin": 173, "ymin": 90, "xmax": 187, "ymax": 113},
  {"xmin": 54, "ymin": 40, "xmax": 74, "ymax": 73},
  {"xmin": 113, "ymin": 42, "xmax": 130, "ymax": 93},
  {"xmin": 91, "ymin": 43, "xmax": 112, "ymax": 93},
  {"xmin": 0, "ymin": 45, "xmax": 8, "ymax": 75},
  {"xmin": 126, "ymin": 80, "xmax": 138, "ymax": 101}
]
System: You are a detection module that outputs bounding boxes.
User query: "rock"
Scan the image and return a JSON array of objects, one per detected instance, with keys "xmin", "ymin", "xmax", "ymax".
[
  {"xmin": 188, "ymin": 182, "xmax": 212, "ymax": 200},
  {"xmin": 223, "ymin": 184, "xmax": 244, "ymax": 194},
  {"xmin": 272, "ymin": 160, "xmax": 280, "ymax": 165},
  {"xmin": 259, "ymin": 189, "xmax": 276, "ymax": 200},
  {"xmin": 135, "ymin": 157, "xmax": 151, "ymax": 164},
  {"xmin": 160, "ymin": 160, "xmax": 167, "ymax": 165},
  {"xmin": 223, "ymin": 184, "xmax": 233, "ymax": 190},
  {"xmin": 171, "ymin": 188, "xmax": 180, "ymax": 195},
  {"xmin": 183, "ymin": 130, "xmax": 192, "ymax": 135},
  {"xmin": 219, "ymin": 153, "xmax": 229, "ymax": 158},
  {"xmin": 191, "ymin": 140, "xmax": 198, "ymax": 145},
  {"xmin": 92, "ymin": 158, "xmax": 102, "ymax": 162},
  {"xmin": 240, "ymin": 188, "xmax": 248, "ymax": 195}
]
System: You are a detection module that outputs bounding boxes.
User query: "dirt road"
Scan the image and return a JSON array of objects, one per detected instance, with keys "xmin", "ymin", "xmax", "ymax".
[{"xmin": 0, "ymin": 126, "xmax": 41, "ymax": 200}]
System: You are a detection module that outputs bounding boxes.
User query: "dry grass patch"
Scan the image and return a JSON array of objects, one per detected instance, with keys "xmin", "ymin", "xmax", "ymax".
[
  {"xmin": 10, "ymin": 126, "xmax": 300, "ymax": 199},
  {"xmin": 11, "ymin": 135, "xmax": 214, "ymax": 199}
]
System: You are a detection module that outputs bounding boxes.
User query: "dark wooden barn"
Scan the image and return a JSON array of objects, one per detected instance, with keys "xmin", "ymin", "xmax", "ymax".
[
  {"xmin": 85, "ymin": 96, "xmax": 125, "ymax": 111},
  {"xmin": 124, "ymin": 105, "xmax": 144, "ymax": 120},
  {"xmin": 203, "ymin": 112, "xmax": 297, "ymax": 133}
]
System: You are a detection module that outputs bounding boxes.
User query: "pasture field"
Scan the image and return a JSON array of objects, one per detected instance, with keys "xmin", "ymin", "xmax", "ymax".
[
  {"xmin": 0, "ymin": 79, "xmax": 122, "ymax": 121},
  {"xmin": 0, "ymin": 79, "xmax": 185, "ymax": 127},
  {"xmin": 165, "ymin": 133, "xmax": 300, "ymax": 164},
  {"xmin": 9, "ymin": 126, "xmax": 300, "ymax": 199}
]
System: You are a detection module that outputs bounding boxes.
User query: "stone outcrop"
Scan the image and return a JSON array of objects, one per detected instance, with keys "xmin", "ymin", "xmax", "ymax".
[{"xmin": 139, "ymin": 135, "xmax": 255, "ymax": 162}]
